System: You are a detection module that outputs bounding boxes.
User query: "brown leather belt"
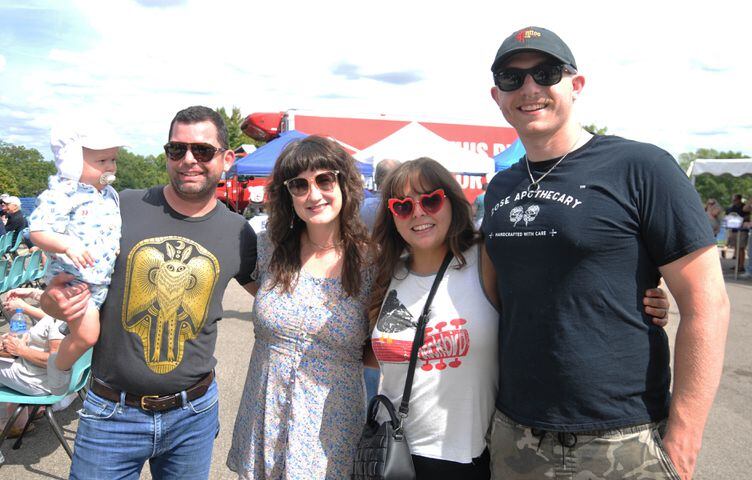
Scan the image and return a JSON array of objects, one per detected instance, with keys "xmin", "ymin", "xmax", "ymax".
[{"xmin": 90, "ymin": 371, "xmax": 214, "ymax": 412}]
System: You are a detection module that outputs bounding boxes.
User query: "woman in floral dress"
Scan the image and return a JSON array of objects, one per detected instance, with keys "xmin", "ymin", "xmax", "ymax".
[{"xmin": 227, "ymin": 136, "xmax": 373, "ymax": 479}]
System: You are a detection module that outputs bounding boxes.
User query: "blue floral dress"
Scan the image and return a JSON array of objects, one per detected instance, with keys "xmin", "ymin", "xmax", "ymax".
[{"xmin": 227, "ymin": 233, "xmax": 373, "ymax": 479}]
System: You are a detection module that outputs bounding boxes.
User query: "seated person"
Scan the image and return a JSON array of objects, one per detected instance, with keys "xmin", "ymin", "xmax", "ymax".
[
  {"xmin": 0, "ymin": 288, "xmax": 66, "ymax": 395},
  {"xmin": 1, "ymin": 196, "xmax": 27, "ymax": 248}
]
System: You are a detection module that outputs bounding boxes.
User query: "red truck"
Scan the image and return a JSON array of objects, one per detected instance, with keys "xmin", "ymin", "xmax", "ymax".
[
  {"xmin": 219, "ymin": 110, "xmax": 517, "ymax": 211},
  {"xmin": 216, "ymin": 174, "xmax": 268, "ymax": 214}
]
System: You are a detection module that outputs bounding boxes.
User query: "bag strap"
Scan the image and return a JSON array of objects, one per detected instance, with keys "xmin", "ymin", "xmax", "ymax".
[{"xmin": 398, "ymin": 251, "xmax": 454, "ymax": 418}]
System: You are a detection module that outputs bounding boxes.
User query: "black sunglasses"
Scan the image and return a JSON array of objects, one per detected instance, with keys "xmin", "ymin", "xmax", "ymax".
[
  {"xmin": 493, "ymin": 63, "xmax": 572, "ymax": 92},
  {"xmin": 164, "ymin": 142, "xmax": 226, "ymax": 162},
  {"xmin": 283, "ymin": 170, "xmax": 340, "ymax": 197}
]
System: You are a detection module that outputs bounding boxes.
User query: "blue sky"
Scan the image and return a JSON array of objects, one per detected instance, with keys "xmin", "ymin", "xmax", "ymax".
[{"xmin": 1, "ymin": 0, "xmax": 748, "ymax": 161}]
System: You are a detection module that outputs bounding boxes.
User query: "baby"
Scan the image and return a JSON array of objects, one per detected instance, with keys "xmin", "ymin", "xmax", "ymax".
[{"xmin": 29, "ymin": 122, "xmax": 123, "ymax": 395}]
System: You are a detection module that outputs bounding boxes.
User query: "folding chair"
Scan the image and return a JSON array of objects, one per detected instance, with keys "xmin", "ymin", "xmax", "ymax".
[
  {"xmin": 0, "ymin": 259, "xmax": 7, "ymax": 293},
  {"xmin": 6, "ymin": 233, "xmax": 23, "ymax": 255},
  {"xmin": 0, "ymin": 349, "xmax": 92, "ymax": 465},
  {"xmin": 0, "ymin": 233, "xmax": 9, "ymax": 257},
  {"xmin": 19, "ymin": 250, "xmax": 42, "ymax": 286},
  {"xmin": 0, "ymin": 233, "xmax": 13, "ymax": 259},
  {"xmin": 33, "ymin": 252, "xmax": 49, "ymax": 283},
  {"xmin": 0, "ymin": 255, "xmax": 26, "ymax": 294}
]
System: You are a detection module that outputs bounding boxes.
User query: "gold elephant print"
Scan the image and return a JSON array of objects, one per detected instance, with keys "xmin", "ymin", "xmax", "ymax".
[{"xmin": 121, "ymin": 237, "xmax": 220, "ymax": 374}]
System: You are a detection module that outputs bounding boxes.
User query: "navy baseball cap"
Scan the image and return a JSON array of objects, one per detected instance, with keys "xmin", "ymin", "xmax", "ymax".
[{"xmin": 491, "ymin": 26, "xmax": 577, "ymax": 73}]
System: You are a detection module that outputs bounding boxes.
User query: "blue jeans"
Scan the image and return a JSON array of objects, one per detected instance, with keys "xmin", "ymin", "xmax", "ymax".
[
  {"xmin": 364, "ymin": 367, "xmax": 380, "ymax": 403},
  {"xmin": 69, "ymin": 380, "xmax": 220, "ymax": 480}
]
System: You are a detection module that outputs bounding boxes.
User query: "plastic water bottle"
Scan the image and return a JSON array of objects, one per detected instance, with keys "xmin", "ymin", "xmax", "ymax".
[{"xmin": 9, "ymin": 308, "xmax": 30, "ymax": 338}]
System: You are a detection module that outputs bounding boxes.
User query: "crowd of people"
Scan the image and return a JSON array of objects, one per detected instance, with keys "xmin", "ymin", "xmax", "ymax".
[
  {"xmin": 0, "ymin": 25, "xmax": 734, "ymax": 480},
  {"xmin": 720, "ymin": 193, "xmax": 752, "ymax": 274}
]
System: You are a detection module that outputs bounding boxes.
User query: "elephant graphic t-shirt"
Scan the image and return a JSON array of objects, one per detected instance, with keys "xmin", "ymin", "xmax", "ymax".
[{"xmin": 93, "ymin": 187, "xmax": 257, "ymax": 395}]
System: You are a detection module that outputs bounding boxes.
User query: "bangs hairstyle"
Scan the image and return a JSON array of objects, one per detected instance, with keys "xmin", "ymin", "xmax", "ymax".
[
  {"xmin": 368, "ymin": 157, "xmax": 479, "ymax": 328},
  {"xmin": 265, "ymin": 135, "xmax": 370, "ymax": 296}
]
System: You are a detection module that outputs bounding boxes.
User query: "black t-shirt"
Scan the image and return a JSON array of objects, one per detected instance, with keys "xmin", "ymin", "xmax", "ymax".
[
  {"xmin": 5, "ymin": 210, "xmax": 27, "ymax": 244},
  {"xmin": 93, "ymin": 187, "xmax": 257, "ymax": 395},
  {"xmin": 482, "ymin": 135, "xmax": 714, "ymax": 431},
  {"xmin": 725, "ymin": 204, "xmax": 749, "ymax": 231}
]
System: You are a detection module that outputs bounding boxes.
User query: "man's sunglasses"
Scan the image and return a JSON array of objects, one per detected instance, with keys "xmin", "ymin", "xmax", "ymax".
[
  {"xmin": 283, "ymin": 170, "xmax": 339, "ymax": 197},
  {"xmin": 493, "ymin": 63, "xmax": 572, "ymax": 92},
  {"xmin": 164, "ymin": 142, "xmax": 226, "ymax": 162},
  {"xmin": 388, "ymin": 189, "xmax": 446, "ymax": 219}
]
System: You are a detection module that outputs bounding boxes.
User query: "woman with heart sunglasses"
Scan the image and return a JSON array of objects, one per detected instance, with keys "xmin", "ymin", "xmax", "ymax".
[
  {"xmin": 367, "ymin": 157, "xmax": 497, "ymax": 479},
  {"xmin": 366, "ymin": 158, "xmax": 671, "ymax": 480},
  {"xmin": 227, "ymin": 135, "xmax": 375, "ymax": 479}
]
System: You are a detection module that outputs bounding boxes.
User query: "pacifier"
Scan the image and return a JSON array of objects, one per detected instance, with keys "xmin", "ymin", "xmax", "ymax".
[{"xmin": 99, "ymin": 172, "xmax": 116, "ymax": 185}]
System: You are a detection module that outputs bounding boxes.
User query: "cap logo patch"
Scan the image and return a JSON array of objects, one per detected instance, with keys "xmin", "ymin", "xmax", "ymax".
[{"xmin": 515, "ymin": 28, "xmax": 541, "ymax": 43}]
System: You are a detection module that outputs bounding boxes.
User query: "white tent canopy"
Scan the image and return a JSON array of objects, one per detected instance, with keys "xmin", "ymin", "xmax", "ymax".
[
  {"xmin": 354, "ymin": 122, "xmax": 494, "ymax": 175},
  {"xmin": 687, "ymin": 158, "xmax": 752, "ymax": 181}
]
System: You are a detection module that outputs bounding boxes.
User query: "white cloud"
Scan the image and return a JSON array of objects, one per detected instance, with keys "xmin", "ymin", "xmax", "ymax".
[
  {"xmin": 48, "ymin": 48, "xmax": 88, "ymax": 66},
  {"xmin": 0, "ymin": 0, "xmax": 749, "ymax": 159},
  {"xmin": 6, "ymin": 110, "xmax": 33, "ymax": 120}
]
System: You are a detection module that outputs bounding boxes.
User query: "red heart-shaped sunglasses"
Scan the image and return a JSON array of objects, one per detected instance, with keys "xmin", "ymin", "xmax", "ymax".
[{"xmin": 388, "ymin": 189, "xmax": 446, "ymax": 219}]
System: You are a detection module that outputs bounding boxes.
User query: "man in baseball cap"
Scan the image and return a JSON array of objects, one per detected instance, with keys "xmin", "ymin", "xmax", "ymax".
[
  {"xmin": 2, "ymin": 195, "xmax": 27, "ymax": 246},
  {"xmin": 481, "ymin": 26, "xmax": 728, "ymax": 479},
  {"xmin": 490, "ymin": 26, "xmax": 577, "ymax": 73}
]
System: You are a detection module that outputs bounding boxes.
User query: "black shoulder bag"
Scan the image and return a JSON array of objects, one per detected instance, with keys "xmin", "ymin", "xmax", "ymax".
[{"xmin": 352, "ymin": 252, "xmax": 454, "ymax": 480}]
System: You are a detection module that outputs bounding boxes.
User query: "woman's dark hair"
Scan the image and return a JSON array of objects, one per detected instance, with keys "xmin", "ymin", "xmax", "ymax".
[
  {"xmin": 368, "ymin": 157, "xmax": 479, "ymax": 327},
  {"xmin": 265, "ymin": 135, "xmax": 370, "ymax": 296}
]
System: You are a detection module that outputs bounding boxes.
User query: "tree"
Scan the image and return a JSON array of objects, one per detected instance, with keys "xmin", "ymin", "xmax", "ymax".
[
  {"xmin": 0, "ymin": 168, "xmax": 18, "ymax": 194},
  {"xmin": 216, "ymin": 106, "xmax": 262, "ymax": 150},
  {"xmin": 0, "ymin": 140, "xmax": 170, "ymax": 196},
  {"xmin": 680, "ymin": 148, "xmax": 752, "ymax": 205},
  {"xmin": 678, "ymin": 148, "xmax": 748, "ymax": 170},
  {"xmin": 0, "ymin": 141, "xmax": 55, "ymax": 196},
  {"xmin": 114, "ymin": 149, "xmax": 169, "ymax": 191},
  {"xmin": 583, "ymin": 124, "xmax": 608, "ymax": 135}
]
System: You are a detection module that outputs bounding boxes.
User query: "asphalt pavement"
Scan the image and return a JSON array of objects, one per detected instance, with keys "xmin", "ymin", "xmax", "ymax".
[{"xmin": 0, "ymin": 255, "xmax": 750, "ymax": 479}]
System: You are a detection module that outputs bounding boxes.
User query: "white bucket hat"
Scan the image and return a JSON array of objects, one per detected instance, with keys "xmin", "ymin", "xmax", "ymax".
[{"xmin": 50, "ymin": 122, "xmax": 126, "ymax": 181}]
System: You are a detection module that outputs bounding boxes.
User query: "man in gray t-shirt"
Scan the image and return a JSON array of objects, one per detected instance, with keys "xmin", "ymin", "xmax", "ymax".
[{"xmin": 42, "ymin": 106, "xmax": 257, "ymax": 479}]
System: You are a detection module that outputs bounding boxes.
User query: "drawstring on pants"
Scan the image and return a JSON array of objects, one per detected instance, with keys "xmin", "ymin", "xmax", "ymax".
[{"xmin": 531, "ymin": 428, "xmax": 578, "ymax": 465}]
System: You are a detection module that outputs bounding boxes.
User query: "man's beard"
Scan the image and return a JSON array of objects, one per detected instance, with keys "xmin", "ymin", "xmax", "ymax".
[{"xmin": 170, "ymin": 173, "xmax": 219, "ymax": 200}]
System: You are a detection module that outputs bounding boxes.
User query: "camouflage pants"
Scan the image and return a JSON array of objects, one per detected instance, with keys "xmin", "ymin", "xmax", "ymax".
[{"xmin": 486, "ymin": 410, "xmax": 681, "ymax": 479}]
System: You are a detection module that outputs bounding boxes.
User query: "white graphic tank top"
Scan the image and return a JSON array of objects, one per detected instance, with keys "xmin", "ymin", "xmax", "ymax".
[{"xmin": 371, "ymin": 244, "xmax": 499, "ymax": 463}]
